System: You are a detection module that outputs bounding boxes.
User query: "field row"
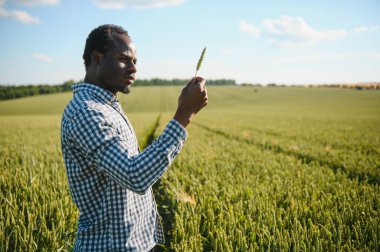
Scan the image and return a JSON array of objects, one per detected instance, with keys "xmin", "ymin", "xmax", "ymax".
[
  {"xmin": 153, "ymin": 113, "xmax": 379, "ymax": 251},
  {"xmin": 193, "ymin": 113, "xmax": 379, "ymax": 185}
]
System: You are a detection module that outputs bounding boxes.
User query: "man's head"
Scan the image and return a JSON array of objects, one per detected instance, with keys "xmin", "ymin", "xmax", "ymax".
[{"xmin": 83, "ymin": 24, "xmax": 137, "ymax": 95}]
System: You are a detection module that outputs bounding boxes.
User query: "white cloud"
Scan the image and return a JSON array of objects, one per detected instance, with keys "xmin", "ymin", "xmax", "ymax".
[
  {"xmin": 0, "ymin": 6, "xmax": 40, "ymax": 23},
  {"xmin": 33, "ymin": 53, "xmax": 53, "ymax": 62},
  {"xmin": 240, "ymin": 16, "xmax": 348, "ymax": 48},
  {"xmin": 0, "ymin": 0, "xmax": 52, "ymax": 24},
  {"xmin": 262, "ymin": 16, "xmax": 347, "ymax": 47},
  {"xmin": 10, "ymin": 0, "xmax": 59, "ymax": 6},
  {"xmin": 252, "ymin": 53, "xmax": 380, "ymax": 68},
  {"xmin": 12, "ymin": 9, "xmax": 40, "ymax": 23},
  {"xmin": 1, "ymin": 0, "xmax": 59, "ymax": 6},
  {"xmin": 353, "ymin": 26, "xmax": 379, "ymax": 33},
  {"xmin": 239, "ymin": 20, "xmax": 260, "ymax": 38},
  {"xmin": 92, "ymin": 0, "xmax": 186, "ymax": 9}
]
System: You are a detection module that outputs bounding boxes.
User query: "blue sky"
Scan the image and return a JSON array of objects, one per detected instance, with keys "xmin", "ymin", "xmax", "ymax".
[{"xmin": 0, "ymin": 0, "xmax": 379, "ymax": 85}]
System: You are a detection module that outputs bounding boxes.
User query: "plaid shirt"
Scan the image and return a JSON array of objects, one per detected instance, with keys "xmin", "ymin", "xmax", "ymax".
[{"xmin": 61, "ymin": 83, "xmax": 187, "ymax": 251}]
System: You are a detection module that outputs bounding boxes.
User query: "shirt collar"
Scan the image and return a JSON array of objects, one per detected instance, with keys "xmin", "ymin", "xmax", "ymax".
[{"xmin": 72, "ymin": 83, "xmax": 119, "ymax": 104}]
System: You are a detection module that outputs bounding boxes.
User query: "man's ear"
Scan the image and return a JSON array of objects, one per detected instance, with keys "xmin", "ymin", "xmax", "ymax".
[{"xmin": 90, "ymin": 50, "xmax": 103, "ymax": 66}]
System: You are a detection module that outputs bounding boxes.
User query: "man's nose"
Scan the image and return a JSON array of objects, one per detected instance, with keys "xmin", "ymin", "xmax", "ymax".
[{"xmin": 128, "ymin": 62, "xmax": 137, "ymax": 73}]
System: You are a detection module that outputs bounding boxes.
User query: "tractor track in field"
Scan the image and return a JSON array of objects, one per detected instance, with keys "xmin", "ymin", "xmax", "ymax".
[
  {"xmin": 141, "ymin": 114, "xmax": 175, "ymax": 252},
  {"xmin": 141, "ymin": 114, "xmax": 161, "ymax": 150},
  {"xmin": 247, "ymin": 126, "xmax": 379, "ymax": 157},
  {"xmin": 193, "ymin": 122, "xmax": 379, "ymax": 185}
]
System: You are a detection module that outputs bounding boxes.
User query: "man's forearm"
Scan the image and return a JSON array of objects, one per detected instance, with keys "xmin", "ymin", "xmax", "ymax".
[{"xmin": 95, "ymin": 119, "xmax": 187, "ymax": 194}]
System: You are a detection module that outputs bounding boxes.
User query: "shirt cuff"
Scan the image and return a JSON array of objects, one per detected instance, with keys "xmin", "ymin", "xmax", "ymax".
[{"xmin": 169, "ymin": 119, "xmax": 188, "ymax": 141}]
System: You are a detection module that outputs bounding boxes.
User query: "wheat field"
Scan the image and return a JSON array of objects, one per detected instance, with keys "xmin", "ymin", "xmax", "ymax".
[{"xmin": 1, "ymin": 86, "xmax": 379, "ymax": 251}]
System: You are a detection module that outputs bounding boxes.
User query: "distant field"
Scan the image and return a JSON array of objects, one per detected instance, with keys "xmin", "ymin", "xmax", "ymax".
[{"xmin": 1, "ymin": 86, "xmax": 379, "ymax": 251}]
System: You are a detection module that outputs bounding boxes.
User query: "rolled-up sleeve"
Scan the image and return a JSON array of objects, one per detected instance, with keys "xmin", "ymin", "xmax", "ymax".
[{"xmin": 69, "ymin": 105, "xmax": 187, "ymax": 194}]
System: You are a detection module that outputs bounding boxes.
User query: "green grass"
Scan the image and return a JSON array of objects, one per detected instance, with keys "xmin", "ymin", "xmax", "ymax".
[{"xmin": 1, "ymin": 86, "xmax": 379, "ymax": 251}]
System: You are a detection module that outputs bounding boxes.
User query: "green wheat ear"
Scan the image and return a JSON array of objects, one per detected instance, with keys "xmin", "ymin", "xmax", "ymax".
[{"xmin": 195, "ymin": 47, "xmax": 206, "ymax": 78}]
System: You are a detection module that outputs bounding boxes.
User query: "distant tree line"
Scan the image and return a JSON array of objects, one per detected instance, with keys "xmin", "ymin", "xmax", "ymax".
[
  {"xmin": 0, "ymin": 78, "xmax": 236, "ymax": 101},
  {"xmin": 0, "ymin": 80, "xmax": 76, "ymax": 101},
  {"xmin": 307, "ymin": 83, "xmax": 380, "ymax": 90},
  {"xmin": 134, "ymin": 78, "xmax": 236, "ymax": 86}
]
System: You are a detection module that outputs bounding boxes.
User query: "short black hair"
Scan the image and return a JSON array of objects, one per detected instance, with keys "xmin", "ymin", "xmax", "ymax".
[{"xmin": 83, "ymin": 24, "xmax": 129, "ymax": 69}]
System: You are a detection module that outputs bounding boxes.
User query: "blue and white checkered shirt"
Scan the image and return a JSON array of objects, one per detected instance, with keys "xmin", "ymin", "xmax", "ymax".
[{"xmin": 61, "ymin": 83, "xmax": 187, "ymax": 251}]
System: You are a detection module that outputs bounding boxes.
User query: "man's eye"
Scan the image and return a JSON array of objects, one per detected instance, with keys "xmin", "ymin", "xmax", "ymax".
[{"xmin": 119, "ymin": 58, "xmax": 137, "ymax": 65}]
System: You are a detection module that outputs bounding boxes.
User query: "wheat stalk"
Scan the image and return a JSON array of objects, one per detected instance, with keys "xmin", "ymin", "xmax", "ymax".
[{"xmin": 194, "ymin": 47, "xmax": 206, "ymax": 78}]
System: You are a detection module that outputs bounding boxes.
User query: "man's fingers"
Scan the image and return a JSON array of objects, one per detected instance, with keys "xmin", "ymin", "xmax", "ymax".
[
  {"xmin": 197, "ymin": 100, "xmax": 208, "ymax": 112},
  {"xmin": 202, "ymin": 86, "xmax": 207, "ymax": 93},
  {"xmin": 187, "ymin": 78, "xmax": 196, "ymax": 87},
  {"xmin": 199, "ymin": 79, "xmax": 206, "ymax": 88},
  {"xmin": 203, "ymin": 96, "xmax": 208, "ymax": 104},
  {"xmin": 191, "ymin": 77, "xmax": 205, "ymax": 86}
]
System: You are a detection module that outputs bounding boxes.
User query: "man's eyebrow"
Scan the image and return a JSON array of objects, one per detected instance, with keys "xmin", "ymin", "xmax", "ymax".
[
  {"xmin": 120, "ymin": 52, "xmax": 132, "ymax": 58},
  {"xmin": 120, "ymin": 52, "xmax": 137, "ymax": 62}
]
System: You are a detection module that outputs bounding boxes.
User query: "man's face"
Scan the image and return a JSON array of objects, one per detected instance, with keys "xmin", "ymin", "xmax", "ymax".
[{"xmin": 97, "ymin": 34, "xmax": 137, "ymax": 95}]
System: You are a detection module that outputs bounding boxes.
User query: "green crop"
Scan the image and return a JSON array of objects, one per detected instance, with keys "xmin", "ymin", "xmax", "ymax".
[
  {"xmin": 195, "ymin": 47, "xmax": 206, "ymax": 78},
  {"xmin": 1, "ymin": 86, "xmax": 379, "ymax": 251}
]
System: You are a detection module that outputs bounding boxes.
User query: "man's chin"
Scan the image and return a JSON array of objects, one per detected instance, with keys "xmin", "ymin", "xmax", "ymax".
[{"xmin": 120, "ymin": 86, "xmax": 131, "ymax": 94}]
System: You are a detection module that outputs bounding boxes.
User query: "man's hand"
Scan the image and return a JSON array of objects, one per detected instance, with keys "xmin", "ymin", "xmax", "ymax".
[{"xmin": 173, "ymin": 77, "xmax": 208, "ymax": 128}]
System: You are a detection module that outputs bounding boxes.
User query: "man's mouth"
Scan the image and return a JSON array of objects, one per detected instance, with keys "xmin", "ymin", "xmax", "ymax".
[{"xmin": 124, "ymin": 76, "xmax": 135, "ymax": 85}]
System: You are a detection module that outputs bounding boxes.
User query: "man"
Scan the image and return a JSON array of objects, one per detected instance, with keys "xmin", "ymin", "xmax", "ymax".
[{"xmin": 61, "ymin": 24, "xmax": 208, "ymax": 251}]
